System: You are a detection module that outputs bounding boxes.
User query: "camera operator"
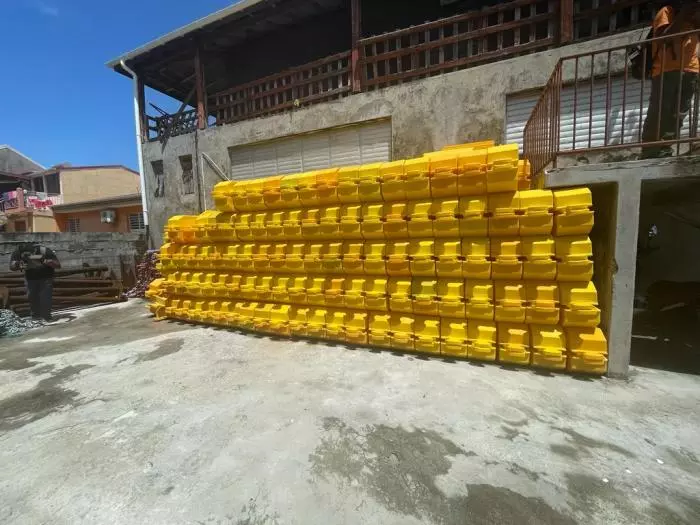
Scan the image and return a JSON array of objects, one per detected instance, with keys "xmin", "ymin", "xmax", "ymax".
[
  {"xmin": 641, "ymin": 1, "xmax": 700, "ymax": 158},
  {"xmin": 9, "ymin": 243, "xmax": 61, "ymax": 322}
]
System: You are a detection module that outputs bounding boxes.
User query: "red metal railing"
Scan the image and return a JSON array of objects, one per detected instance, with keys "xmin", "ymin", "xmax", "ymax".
[
  {"xmin": 523, "ymin": 61, "xmax": 563, "ymax": 176},
  {"xmin": 210, "ymin": 51, "xmax": 352, "ymax": 125},
  {"xmin": 359, "ymin": 0, "xmax": 557, "ymax": 90},
  {"xmin": 523, "ymin": 28, "xmax": 700, "ymax": 174}
]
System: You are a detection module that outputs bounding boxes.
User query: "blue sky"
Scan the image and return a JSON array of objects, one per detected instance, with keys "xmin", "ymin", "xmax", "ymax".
[{"xmin": 0, "ymin": 0, "xmax": 235, "ymax": 171}]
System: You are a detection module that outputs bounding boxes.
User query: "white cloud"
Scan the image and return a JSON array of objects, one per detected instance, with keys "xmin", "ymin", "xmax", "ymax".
[{"xmin": 37, "ymin": 2, "xmax": 59, "ymax": 17}]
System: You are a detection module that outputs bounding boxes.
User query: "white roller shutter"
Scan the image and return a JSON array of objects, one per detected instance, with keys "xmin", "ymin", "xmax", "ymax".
[
  {"xmin": 330, "ymin": 126, "xmax": 362, "ymax": 166},
  {"xmin": 506, "ymin": 94, "xmax": 539, "ymax": 153},
  {"xmin": 251, "ymin": 144, "xmax": 277, "ymax": 178},
  {"xmin": 360, "ymin": 121, "xmax": 392, "ymax": 162},
  {"xmin": 301, "ymin": 134, "xmax": 331, "ymax": 171},
  {"xmin": 275, "ymin": 140, "xmax": 303, "ymax": 175},
  {"xmin": 229, "ymin": 148, "xmax": 254, "ymax": 180},
  {"xmin": 229, "ymin": 119, "xmax": 392, "ymax": 180},
  {"xmin": 506, "ymin": 78, "xmax": 696, "ymax": 153}
]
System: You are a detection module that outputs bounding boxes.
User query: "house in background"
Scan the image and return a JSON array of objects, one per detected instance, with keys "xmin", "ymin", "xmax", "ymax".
[
  {"xmin": 0, "ymin": 145, "xmax": 142, "ymax": 232},
  {"xmin": 52, "ymin": 193, "xmax": 144, "ymax": 234}
]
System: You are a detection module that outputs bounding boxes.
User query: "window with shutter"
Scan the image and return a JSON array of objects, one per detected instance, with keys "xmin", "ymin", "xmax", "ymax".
[
  {"xmin": 129, "ymin": 213, "xmax": 145, "ymax": 232},
  {"xmin": 66, "ymin": 218, "xmax": 80, "ymax": 233}
]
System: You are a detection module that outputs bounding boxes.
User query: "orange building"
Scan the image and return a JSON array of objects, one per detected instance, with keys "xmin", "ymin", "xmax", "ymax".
[{"xmin": 52, "ymin": 193, "xmax": 144, "ymax": 234}]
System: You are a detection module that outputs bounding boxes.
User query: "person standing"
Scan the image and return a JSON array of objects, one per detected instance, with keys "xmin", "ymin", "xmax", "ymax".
[
  {"xmin": 641, "ymin": 2, "xmax": 700, "ymax": 159},
  {"xmin": 9, "ymin": 243, "xmax": 61, "ymax": 321}
]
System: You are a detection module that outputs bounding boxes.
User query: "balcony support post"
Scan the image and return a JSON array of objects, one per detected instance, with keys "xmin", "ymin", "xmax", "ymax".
[
  {"xmin": 351, "ymin": 0, "xmax": 362, "ymax": 92},
  {"xmin": 137, "ymin": 78, "xmax": 147, "ymax": 141},
  {"xmin": 560, "ymin": 0, "xmax": 574, "ymax": 44},
  {"xmin": 195, "ymin": 47, "xmax": 207, "ymax": 130}
]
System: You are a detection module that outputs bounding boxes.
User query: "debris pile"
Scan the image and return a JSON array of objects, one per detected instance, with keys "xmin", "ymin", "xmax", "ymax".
[
  {"xmin": 0, "ymin": 309, "xmax": 43, "ymax": 337},
  {"xmin": 125, "ymin": 250, "xmax": 161, "ymax": 298}
]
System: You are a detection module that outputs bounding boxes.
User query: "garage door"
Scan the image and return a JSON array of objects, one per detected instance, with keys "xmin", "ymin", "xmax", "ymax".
[
  {"xmin": 229, "ymin": 119, "xmax": 392, "ymax": 180},
  {"xmin": 506, "ymin": 78, "xmax": 697, "ymax": 153}
]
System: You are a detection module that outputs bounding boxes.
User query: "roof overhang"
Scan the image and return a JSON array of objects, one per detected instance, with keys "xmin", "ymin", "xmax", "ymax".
[
  {"xmin": 52, "ymin": 194, "xmax": 143, "ymax": 214},
  {"xmin": 106, "ymin": 0, "xmax": 344, "ymax": 104}
]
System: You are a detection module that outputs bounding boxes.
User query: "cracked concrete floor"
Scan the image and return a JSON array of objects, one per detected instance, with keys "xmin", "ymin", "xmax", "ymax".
[{"xmin": 1, "ymin": 300, "xmax": 699, "ymax": 525}]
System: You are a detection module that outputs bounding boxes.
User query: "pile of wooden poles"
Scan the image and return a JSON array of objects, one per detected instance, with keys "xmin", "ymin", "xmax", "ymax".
[{"xmin": 0, "ymin": 265, "xmax": 125, "ymax": 315}]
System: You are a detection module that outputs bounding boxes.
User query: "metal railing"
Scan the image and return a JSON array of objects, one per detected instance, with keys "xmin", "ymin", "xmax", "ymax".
[
  {"xmin": 0, "ymin": 191, "xmax": 63, "ymax": 212},
  {"xmin": 210, "ymin": 51, "xmax": 352, "ymax": 125},
  {"xmin": 360, "ymin": 0, "xmax": 557, "ymax": 90},
  {"xmin": 523, "ymin": 28, "xmax": 700, "ymax": 174},
  {"xmin": 147, "ymin": 109, "xmax": 198, "ymax": 142}
]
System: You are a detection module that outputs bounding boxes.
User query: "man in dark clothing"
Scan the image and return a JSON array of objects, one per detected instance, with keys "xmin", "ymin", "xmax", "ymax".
[
  {"xmin": 641, "ymin": 2, "xmax": 700, "ymax": 158},
  {"xmin": 9, "ymin": 243, "xmax": 61, "ymax": 321}
]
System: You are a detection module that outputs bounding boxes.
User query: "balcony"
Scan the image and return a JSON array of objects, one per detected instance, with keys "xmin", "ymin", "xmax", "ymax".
[
  {"xmin": 0, "ymin": 189, "xmax": 63, "ymax": 215},
  {"xmin": 144, "ymin": 0, "xmax": 650, "ymax": 142},
  {"xmin": 523, "ymin": 28, "xmax": 700, "ymax": 174}
]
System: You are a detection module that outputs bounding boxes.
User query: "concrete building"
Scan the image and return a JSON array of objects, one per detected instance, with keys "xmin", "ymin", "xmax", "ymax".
[
  {"xmin": 108, "ymin": 0, "xmax": 700, "ymax": 378},
  {"xmin": 0, "ymin": 152, "xmax": 141, "ymax": 233},
  {"xmin": 108, "ymin": 0, "xmax": 655, "ymax": 246},
  {"xmin": 52, "ymin": 193, "xmax": 144, "ymax": 234}
]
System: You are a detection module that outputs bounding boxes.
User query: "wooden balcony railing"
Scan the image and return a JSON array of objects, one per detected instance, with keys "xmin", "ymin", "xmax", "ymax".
[
  {"xmin": 360, "ymin": 0, "xmax": 557, "ymax": 90},
  {"xmin": 573, "ymin": 0, "xmax": 648, "ymax": 41},
  {"xmin": 211, "ymin": 51, "xmax": 352, "ymax": 125},
  {"xmin": 144, "ymin": 0, "xmax": 651, "ymax": 142}
]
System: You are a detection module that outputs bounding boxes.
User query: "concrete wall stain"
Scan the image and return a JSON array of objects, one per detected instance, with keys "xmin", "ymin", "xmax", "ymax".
[{"xmin": 309, "ymin": 417, "xmax": 574, "ymax": 525}]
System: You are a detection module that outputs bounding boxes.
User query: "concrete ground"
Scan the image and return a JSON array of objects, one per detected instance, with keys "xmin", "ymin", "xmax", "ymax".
[{"xmin": 1, "ymin": 301, "xmax": 699, "ymax": 525}]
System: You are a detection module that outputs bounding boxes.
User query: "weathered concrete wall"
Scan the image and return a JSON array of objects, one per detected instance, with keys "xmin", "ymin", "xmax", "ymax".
[
  {"xmin": 142, "ymin": 133, "xmax": 198, "ymax": 246},
  {"xmin": 0, "ymin": 232, "xmax": 146, "ymax": 281},
  {"xmin": 142, "ymin": 29, "xmax": 647, "ymax": 245}
]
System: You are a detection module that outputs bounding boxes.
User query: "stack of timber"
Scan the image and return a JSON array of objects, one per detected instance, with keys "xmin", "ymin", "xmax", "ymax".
[{"xmin": 0, "ymin": 265, "xmax": 125, "ymax": 315}]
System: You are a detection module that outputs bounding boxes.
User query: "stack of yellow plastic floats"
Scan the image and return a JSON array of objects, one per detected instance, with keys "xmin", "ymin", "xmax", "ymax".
[{"xmin": 147, "ymin": 140, "xmax": 608, "ymax": 374}]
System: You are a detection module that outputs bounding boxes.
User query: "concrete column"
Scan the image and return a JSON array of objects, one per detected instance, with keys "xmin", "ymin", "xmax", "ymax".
[
  {"xmin": 16, "ymin": 187, "xmax": 25, "ymax": 212},
  {"xmin": 607, "ymin": 178, "xmax": 641, "ymax": 377}
]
